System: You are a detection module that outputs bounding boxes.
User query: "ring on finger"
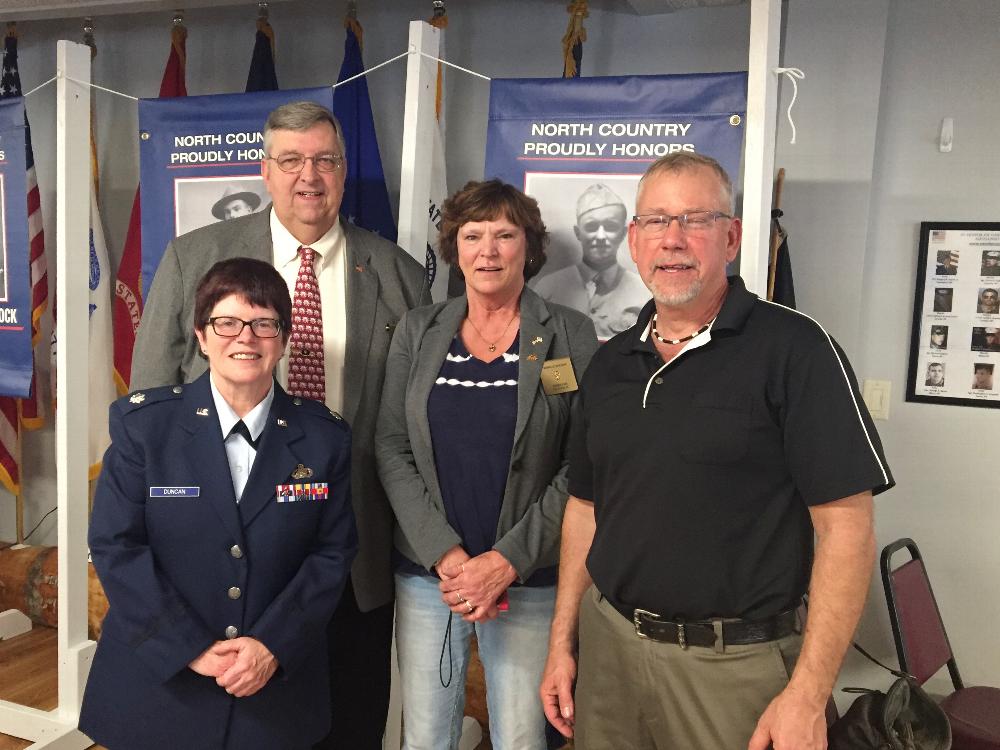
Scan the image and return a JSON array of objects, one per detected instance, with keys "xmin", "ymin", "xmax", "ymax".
[
  {"xmin": 466, "ymin": 600, "xmax": 474, "ymax": 613},
  {"xmin": 454, "ymin": 591, "xmax": 464, "ymax": 605}
]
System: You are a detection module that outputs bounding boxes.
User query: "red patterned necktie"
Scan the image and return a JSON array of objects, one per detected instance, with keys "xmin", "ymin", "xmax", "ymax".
[{"xmin": 287, "ymin": 246, "xmax": 326, "ymax": 402}]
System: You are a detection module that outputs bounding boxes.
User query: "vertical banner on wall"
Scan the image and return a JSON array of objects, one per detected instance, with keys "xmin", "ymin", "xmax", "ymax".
[
  {"xmin": 0, "ymin": 97, "xmax": 32, "ymax": 397},
  {"xmin": 138, "ymin": 85, "xmax": 335, "ymax": 297},
  {"xmin": 485, "ymin": 72, "xmax": 746, "ymax": 339}
]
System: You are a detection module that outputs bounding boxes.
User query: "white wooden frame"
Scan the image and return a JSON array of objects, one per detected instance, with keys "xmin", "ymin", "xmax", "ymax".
[{"xmin": 0, "ymin": 40, "xmax": 96, "ymax": 750}]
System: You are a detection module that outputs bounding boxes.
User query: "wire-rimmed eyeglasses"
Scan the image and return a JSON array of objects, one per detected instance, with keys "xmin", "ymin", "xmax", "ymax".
[
  {"xmin": 266, "ymin": 153, "xmax": 344, "ymax": 173},
  {"xmin": 632, "ymin": 211, "xmax": 733, "ymax": 237}
]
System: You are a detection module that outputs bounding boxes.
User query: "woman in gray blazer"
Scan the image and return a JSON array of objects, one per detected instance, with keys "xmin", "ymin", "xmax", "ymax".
[{"xmin": 376, "ymin": 180, "xmax": 598, "ymax": 749}]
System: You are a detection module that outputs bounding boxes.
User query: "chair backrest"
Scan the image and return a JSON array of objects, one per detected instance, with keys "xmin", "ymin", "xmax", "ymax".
[{"xmin": 881, "ymin": 538, "xmax": 963, "ymax": 689}]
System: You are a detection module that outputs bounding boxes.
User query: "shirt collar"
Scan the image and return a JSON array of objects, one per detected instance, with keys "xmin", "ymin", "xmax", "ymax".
[
  {"xmin": 621, "ymin": 275, "xmax": 757, "ymax": 355},
  {"xmin": 209, "ymin": 375, "xmax": 275, "ymax": 442},
  {"xmin": 270, "ymin": 208, "xmax": 344, "ymax": 269}
]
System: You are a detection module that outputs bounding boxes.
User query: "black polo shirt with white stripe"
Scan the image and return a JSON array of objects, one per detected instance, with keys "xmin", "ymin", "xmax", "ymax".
[{"xmin": 568, "ymin": 276, "xmax": 893, "ymax": 621}]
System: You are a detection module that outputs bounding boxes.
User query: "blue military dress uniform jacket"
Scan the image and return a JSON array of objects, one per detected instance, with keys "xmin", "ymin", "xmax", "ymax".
[{"xmin": 79, "ymin": 372, "xmax": 358, "ymax": 750}]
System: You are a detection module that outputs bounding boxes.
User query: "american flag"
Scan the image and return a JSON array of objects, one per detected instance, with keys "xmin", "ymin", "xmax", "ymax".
[{"xmin": 0, "ymin": 24, "xmax": 49, "ymax": 495}]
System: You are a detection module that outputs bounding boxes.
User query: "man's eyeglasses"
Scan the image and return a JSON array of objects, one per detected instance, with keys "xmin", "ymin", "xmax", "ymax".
[
  {"xmin": 207, "ymin": 317, "xmax": 283, "ymax": 338},
  {"xmin": 267, "ymin": 153, "xmax": 344, "ymax": 173},
  {"xmin": 632, "ymin": 211, "xmax": 733, "ymax": 237}
]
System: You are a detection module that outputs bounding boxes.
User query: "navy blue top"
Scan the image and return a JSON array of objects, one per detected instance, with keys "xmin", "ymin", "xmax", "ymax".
[{"xmin": 395, "ymin": 334, "xmax": 557, "ymax": 586}]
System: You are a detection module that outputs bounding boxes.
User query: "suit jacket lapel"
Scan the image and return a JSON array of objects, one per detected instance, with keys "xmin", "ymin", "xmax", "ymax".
[
  {"xmin": 238, "ymin": 387, "xmax": 305, "ymax": 527},
  {"xmin": 235, "ymin": 207, "xmax": 274, "ymax": 261},
  {"xmin": 410, "ymin": 298, "xmax": 467, "ymax": 465},
  {"xmin": 513, "ymin": 289, "xmax": 553, "ymax": 448},
  {"xmin": 343, "ymin": 221, "xmax": 378, "ymax": 425},
  {"xmin": 179, "ymin": 374, "xmax": 245, "ymax": 545}
]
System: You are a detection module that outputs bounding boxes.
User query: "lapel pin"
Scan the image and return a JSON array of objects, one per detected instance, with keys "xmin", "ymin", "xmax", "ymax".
[
  {"xmin": 527, "ymin": 353, "xmax": 538, "ymax": 361},
  {"xmin": 291, "ymin": 464, "xmax": 314, "ymax": 480},
  {"xmin": 355, "ymin": 264, "xmax": 365, "ymax": 273},
  {"xmin": 531, "ymin": 336, "xmax": 543, "ymax": 345},
  {"xmin": 196, "ymin": 407, "xmax": 209, "ymax": 416},
  {"xmin": 276, "ymin": 418, "xmax": 288, "ymax": 427},
  {"xmin": 129, "ymin": 392, "xmax": 145, "ymax": 404}
]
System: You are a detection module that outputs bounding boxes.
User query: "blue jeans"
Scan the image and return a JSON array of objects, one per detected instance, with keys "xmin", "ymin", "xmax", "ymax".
[{"xmin": 395, "ymin": 573, "xmax": 555, "ymax": 750}]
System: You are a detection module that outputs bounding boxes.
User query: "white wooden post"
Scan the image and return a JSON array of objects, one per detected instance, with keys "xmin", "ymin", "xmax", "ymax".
[
  {"xmin": 0, "ymin": 40, "xmax": 95, "ymax": 750},
  {"xmin": 54, "ymin": 38, "xmax": 98, "ymax": 724},
  {"xmin": 396, "ymin": 20, "xmax": 440, "ymax": 265},
  {"xmin": 741, "ymin": 0, "xmax": 782, "ymax": 296}
]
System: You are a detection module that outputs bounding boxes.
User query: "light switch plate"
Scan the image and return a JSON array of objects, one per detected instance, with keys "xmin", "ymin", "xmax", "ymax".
[{"xmin": 862, "ymin": 379, "xmax": 891, "ymax": 420}]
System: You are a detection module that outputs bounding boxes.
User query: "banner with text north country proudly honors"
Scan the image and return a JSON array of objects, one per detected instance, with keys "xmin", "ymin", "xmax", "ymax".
[
  {"xmin": 485, "ymin": 73, "xmax": 746, "ymax": 340},
  {"xmin": 138, "ymin": 86, "xmax": 335, "ymax": 297},
  {"xmin": 0, "ymin": 97, "xmax": 33, "ymax": 397}
]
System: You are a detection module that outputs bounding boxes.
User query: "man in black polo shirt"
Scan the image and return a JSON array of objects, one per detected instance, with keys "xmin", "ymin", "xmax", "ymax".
[{"xmin": 540, "ymin": 153, "xmax": 893, "ymax": 750}]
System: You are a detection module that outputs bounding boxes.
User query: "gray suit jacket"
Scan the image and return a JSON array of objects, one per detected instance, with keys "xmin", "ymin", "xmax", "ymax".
[
  {"xmin": 375, "ymin": 287, "xmax": 598, "ymax": 579},
  {"xmin": 132, "ymin": 209, "xmax": 430, "ymax": 610}
]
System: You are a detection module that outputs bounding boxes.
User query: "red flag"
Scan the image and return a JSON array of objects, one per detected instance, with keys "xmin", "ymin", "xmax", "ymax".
[
  {"xmin": 113, "ymin": 22, "xmax": 187, "ymax": 393},
  {"xmin": 0, "ymin": 25, "xmax": 48, "ymax": 494}
]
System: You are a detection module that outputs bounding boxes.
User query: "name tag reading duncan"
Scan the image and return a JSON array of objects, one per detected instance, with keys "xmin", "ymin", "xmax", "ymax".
[
  {"xmin": 149, "ymin": 487, "xmax": 200, "ymax": 498},
  {"xmin": 540, "ymin": 357, "xmax": 579, "ymax": 395}
]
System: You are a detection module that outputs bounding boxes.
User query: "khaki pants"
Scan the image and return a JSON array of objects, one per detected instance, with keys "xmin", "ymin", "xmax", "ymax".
[{"xmin": 574, "ymin": 586, "xmax": 802, "ymax": 750}]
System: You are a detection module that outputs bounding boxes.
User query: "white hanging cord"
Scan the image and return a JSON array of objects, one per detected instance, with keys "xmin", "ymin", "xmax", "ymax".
[
  {"xmin": 332, "ymin": 50, "xmax": 412, "ymax": 90},
  {"xmin": 414, "ymin": 49, "xmax": 490, "ymax": 81},
  {"xmin": 773, "ymin": 66, "xmax": 804, "ymax": 144},
  {"xmin": 22, "ymin": 75, "xmax": 57, "ymax": 98},
  {"xmin": 63, "ymin": 74, "xmax": 140, "ymax": 101}
]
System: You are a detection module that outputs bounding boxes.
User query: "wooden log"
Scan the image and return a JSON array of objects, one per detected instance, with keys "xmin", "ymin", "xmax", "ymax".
[{"xmin": 0, "ymin": 544, "xmax": 108, "ymax": 640}]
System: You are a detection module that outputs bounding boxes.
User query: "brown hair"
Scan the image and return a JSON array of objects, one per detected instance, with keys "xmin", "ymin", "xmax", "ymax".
[
  {"xmin": 194, "ymin": 258, "xmax": 292, "ymax": 344},
  {"xmin": 438, "ymin": 180, "xmax": 548, "ymax": 281}
]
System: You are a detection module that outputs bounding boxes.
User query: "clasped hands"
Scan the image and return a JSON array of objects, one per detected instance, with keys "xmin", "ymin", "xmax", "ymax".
[
  {"xmin": 189, "ymin": 636, "xmax": 278, "ymax": 698},
  {"xmin": 435, "ymin": 545, "xmax": 517, "ymax": 623}
]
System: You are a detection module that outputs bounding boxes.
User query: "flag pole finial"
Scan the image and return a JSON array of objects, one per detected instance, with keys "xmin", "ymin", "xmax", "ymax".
[
  {"xmin": 432, "ymin": 0, "xmax": 446, "ymax": 17},
  {"xmin": 346, "ymin": 1, "xmax": 357, "ymax": 19},
  {"xmin": 258, "ymin": 1, "xmax": 269, "ymax": 21},
  {"xmin": 83, "ymin": 18, "xmax": 95, "ymax": 49},
  {"xmin": 172, "ymin": 11, "xmax": 184, "ymax": 26}
]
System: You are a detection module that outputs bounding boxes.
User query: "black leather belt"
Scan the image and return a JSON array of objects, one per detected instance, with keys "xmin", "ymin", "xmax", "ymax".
[{"xmin": 608, "ymin": 598, "xmax": 798, "ymax": 651}]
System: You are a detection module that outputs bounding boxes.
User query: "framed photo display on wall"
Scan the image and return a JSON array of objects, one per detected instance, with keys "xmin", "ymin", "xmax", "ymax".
[{"xmin": 907, "ymin": 222, "xmax": 1000, "ymax": 408}]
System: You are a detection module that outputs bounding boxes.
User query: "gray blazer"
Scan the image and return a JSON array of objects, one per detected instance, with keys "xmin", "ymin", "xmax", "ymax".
[
  {"xmin": 375, "ymin": 287, "xmax": 598, "ymax": 580},
  {"xmin": 132, "ymin": 209, "xmax": 431, "ymax": 610}
]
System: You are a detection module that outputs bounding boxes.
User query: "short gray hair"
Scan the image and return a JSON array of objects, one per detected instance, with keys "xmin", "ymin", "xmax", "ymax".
[
  {"xmin": 263, "ymin": 101, "xmax": 346, "ymax": 156},
  {"xmin": 636, "ymin": 152, "xmax": 735, "ymax": 215}
]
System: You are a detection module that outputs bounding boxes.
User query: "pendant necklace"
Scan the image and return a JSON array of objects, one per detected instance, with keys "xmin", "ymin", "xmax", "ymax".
[{"xmin": 468, "ymin": 311, "xmax": 519, "ymax": 352}]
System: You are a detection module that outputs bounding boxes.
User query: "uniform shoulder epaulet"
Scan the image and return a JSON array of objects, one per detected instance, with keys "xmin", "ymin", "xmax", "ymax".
[
  {"xmin": 289, "ymin": 396, "xmax": 345, "ymax": 424},
  {"xmin": 120, "ymin": 384, "xmax": 185, "ymax": 413}
]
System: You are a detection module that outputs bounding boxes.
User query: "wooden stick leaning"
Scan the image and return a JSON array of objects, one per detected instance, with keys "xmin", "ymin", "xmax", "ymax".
[{"xmin": 767, "ymin": 167, "xmax": 786, "ymax": 301}]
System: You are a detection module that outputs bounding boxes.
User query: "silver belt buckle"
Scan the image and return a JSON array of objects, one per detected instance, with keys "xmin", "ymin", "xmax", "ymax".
[{"xmin": 633, "ymin": 607, "xmax": 660, "ymax": 640}]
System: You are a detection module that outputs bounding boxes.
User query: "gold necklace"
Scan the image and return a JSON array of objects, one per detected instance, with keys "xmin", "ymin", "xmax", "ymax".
[{"xmin": 467, "ymin": 311, "xmax": 519, "ymax": 352}]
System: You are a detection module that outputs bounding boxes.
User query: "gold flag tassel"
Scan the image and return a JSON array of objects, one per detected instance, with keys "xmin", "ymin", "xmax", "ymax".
[
  {"xmin": 345, "ymin": 0, "xmax": 363, "ymax": 48},
  {"xmin": 561, "ymin": 0, "xmax": 588, "ymax": 78},
  {"xmin": 258, "ymin": 1, "xmax": 276, "ymax": 55},
  {"xmin": 428, "ymin": 1, "xmax": 448, "ymax": 122}
]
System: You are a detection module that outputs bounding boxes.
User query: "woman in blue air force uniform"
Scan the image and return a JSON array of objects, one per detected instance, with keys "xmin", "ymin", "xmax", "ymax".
[{"xmin": 79, "ymin": 258, "xmax": 357, "ymax": 750}]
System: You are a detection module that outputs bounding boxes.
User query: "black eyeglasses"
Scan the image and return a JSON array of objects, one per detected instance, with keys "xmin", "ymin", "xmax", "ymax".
[
  {"xmin": 207, "ymin": 317, "xmax": 283, "ymax": 338},
  {"xmin": 266, "ymin": 154, "xmax": 344, "ymax": 173}
]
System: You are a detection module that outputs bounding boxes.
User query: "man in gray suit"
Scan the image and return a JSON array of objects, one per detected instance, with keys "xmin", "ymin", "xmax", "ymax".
[{"xmin": 132, "ymin": 101, "xmax": 430, "ymax": 750}]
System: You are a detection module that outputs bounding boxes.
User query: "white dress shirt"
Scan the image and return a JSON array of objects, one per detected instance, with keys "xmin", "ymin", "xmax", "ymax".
[
  {"xmin": 210, "ymin": 375, "xmax": 274, "ymax": 503},
  {"xmin": 270, "ymin": 210, "xmax": 348, "ymax": 414}
]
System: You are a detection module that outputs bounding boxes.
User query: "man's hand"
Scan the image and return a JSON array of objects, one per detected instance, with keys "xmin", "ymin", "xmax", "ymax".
[
  {"xmin": 748, "ymin": 684, "xmax": 828, "ymax": 750},
  {"xmin": 438, "ymin": 549, "xmax": 517, "ymax": 618},
  {"xmin": 540, "ymin": 647, "xmax": 578, "ymax": 739},
  {"xmin": 189, "ymin": 641, "xmax": 239, "ymax": 677},
  {"xmin": 215, "ymin": 637, "xmax": 278, "ymax": 698}
]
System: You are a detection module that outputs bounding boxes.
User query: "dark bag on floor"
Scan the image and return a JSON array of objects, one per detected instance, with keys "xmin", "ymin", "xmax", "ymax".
[{"xmin": 828, "ymin": 644, "xmax": 951, "ymax": 750}]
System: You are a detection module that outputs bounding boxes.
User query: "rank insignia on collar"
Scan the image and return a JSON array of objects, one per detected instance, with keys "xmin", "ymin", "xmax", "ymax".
[
  {"xmin": 196, "ymin": 407, "xmax": 209, "ymax": 416},
  {"xmin": 531, "ymin": 336, "xmax": 544, "ymax": 345},
  {"xmin": 276, "ymin": 418, "xmax": 288, "ymax": 427},
  {"xmin": 291, "ymin": 464, "xmax": 314, "ymax": 480},
  {"xmin": 129, "ymin": 393, "xmax": 145, "ymax": 404}
]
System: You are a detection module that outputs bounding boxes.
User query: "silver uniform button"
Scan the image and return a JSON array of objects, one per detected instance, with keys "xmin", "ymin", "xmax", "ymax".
[
  {"xmin": 228, "ymin": 586, "xmax": 242, "ymax": 600},
  {"xmin": 654, "ymin": 377, "xmax": 664, "ymax": 385},
  {"xmin": 230, "ymin": 544, "xmax": 243, "ymax": 559},
  {"xmin": 225, "ymin": 625, "xmax": 238, "ymax": 639},
  {"xmin": 172, "ymin": 386, "xmax": 182, "ymax": 394}
]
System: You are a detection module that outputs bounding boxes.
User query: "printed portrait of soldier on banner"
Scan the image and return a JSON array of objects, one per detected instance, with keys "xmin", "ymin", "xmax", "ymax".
[{"xmin": 485, "ymin": 72, "xmax": 746, "ymax": 340}]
